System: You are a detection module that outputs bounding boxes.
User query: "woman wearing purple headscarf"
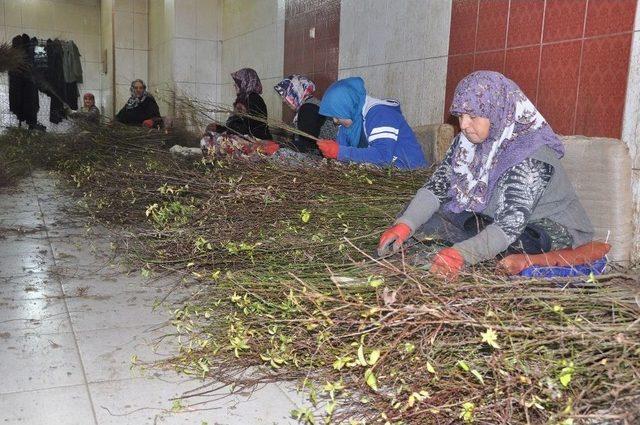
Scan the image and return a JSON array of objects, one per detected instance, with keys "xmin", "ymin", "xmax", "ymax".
[
  {"xmin": 377, "ymin": 71, "xmax": 593, "ymax": 279},
  {"xmin": 225, "ymin": 68, "xmax": 272, "ymax": 140}
]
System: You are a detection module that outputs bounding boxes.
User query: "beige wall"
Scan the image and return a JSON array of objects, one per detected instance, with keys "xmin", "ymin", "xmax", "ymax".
[
  {"xmin": 338, "ymin": 0, "xmax": 451, "ymax": 128},
  {"xmin": 113, "ymin": 0, "xmax": 149, "ymax": 115},
  {"xmin": 0, "ymin": 0, "xmax": 103, "ymax": 128},
  {"xmin": 622, "ymin": 2, "xmax": 640, "ymax": 260},
  {"xmin": 100, "ymin": 0, "xmax": 114, "ymax": 117},
  {"xmin": 148, "ymin": 0, "xmax": 221, "ymax": 120},
  {"xmin": 148, "ymin": 0, "xmax": 175, "ymax": 115},
  {"xmin": 220, "ymin": 0, "xmax": 285, "ymax": 123}
]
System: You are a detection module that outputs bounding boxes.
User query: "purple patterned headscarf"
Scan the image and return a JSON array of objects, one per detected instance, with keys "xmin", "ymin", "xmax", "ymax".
[
  {"xmin": 446, "ymin": 71, "xmax": 564, "ymax": 213},
  {"xmin": 231, "ymin": 68, "xmax": 263, "ymax": 99}
]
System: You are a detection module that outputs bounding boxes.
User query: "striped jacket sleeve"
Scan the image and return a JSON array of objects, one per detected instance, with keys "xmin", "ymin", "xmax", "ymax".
[{"xmin": 337, "ymin": 107, "xmax": 400, "ymax": 166}]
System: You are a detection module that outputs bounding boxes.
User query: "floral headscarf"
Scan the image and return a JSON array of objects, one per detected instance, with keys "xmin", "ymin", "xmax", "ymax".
[
  {"xmin": 231, "ymin": 68, "xmax": 263, "ymax": 99},
  {"xmin": 274, "ymin": 75, "xmax": 316, "ymax": 111},
  {"xmin": 447, "ymin": 71, "xmax": 564, "ymax": 213},
  {"xmin": 125, "ymin": 79, "xmax": 149, "ymax": 110}
]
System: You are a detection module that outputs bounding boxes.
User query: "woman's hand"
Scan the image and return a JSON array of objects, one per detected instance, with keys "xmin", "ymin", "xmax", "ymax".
[
  {"xmin": 377, "ymin": 223, "xmax": 412, "ymax": 256},
  {"xmin": 316, "ymin": 139, "xmax": 339, "ymax": 159},
  {"xmin": 430, "ymin": 247, "xmax": 464, "ymax": 280}
]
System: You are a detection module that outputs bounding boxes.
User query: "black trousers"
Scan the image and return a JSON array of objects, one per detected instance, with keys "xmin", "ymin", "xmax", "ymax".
[{"xmin": 415, "ymin": 210, "xmax": 553, "ymax": 255}]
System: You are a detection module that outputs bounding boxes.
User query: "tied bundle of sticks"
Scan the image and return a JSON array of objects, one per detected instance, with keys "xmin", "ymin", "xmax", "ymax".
[{"xmin": 2, "ymin": 115, "xmax": 638, "ymax": 424}]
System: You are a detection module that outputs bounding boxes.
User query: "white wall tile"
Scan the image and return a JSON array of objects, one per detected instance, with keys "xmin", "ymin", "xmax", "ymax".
[
  {"xmin": 133, "ymin": 49, "xmax": 148, "ymax": 82},
  {"xmin": 195, "ymin": 0, "xmax": 220, "ymax": 40},
  {"xmin": 173, "ymin": 38, "xmax": 196, "ymax": 82},
  {"xmin": 4, "ymin": 1, "xmax": 22, "ymax": 27},
  {"xmin": 114, "ymin": 11, "xmax": 134, "ymax": 49},
  {"xmin": 21, "ymin": 0, "xmax": 51, "ymax": 30},
  {"xmin": 82, "ymin": 61, "xmax": 102, "ymax": 90},
  {"xmin": 115, "ymin": 47, "xmax": 134, "ymax": 83},
  {"xmin": 114, "ymin": 0, "xmax": 133, "ymax": 13},
  {"xmin": 623, "ymin": 30, "xmax": 640, "ymax": 168},
  {"xmin": 78, "ymin": 34, "xmax": 101, "ymax": 63},
  {"xmin": 133, "ymin": 12, "xmax": 148, "ymax": 50},
  {"xmin": 133, "ymin": 0, "xmax": 148, "ymax": 14},
  {"xmin": 174, "ymin": 0, "xmax": 196, "ymax": 38},
  {"xmin": 196, "ymin": 39, "xmax": 218, "ymax": 84},
  {"xmin": 115, "ymin": 83, "xmax": 131, "ymax": 110}
]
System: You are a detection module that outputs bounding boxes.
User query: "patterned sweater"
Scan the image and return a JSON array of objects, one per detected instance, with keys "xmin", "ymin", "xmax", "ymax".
[{"xmin": 397, "ymin": 136, "xmax": 587, "ymax": 264}]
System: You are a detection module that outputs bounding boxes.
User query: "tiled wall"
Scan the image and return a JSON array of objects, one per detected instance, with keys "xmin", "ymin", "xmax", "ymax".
[
  {"xmin": 113, "ymin": 0, "xmax": 149, "ymax": 116},
  {"xmin": 148, "ymin": 0, "xmax": 221, "ymax": 120},
  {"xmin": 338, "ymin": 0, "xmax": 452, "ymax": 127},
  {"xmin": 621, "ymin": 3, "xmax": 640, "ymax": 260},
  {"xmin": 101, "ymin": 0, "xmax": 114, "ymax": 117},
  {"xmin": 283, "ymin": 0, "xmax": 340, "ymax": 121},
  {"xmin": 0, "ymin": 0, "xmax": 103, "ymax": 129},
  {"xmin": 220, "ymin": 0, "xmax": 285, "ymax": 123},
  {"xmin": 148, "ymin": 0, "xmax": 175, "ymax": 116},
  {"xmin": 171, "ymin": 0, "xmax": 221, "ymax": 115},
  {"xmin": 445, "ymin": 0, "xmax": 637, "ymax": 138}
]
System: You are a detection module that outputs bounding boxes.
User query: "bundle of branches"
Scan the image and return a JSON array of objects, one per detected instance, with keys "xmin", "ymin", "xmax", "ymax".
[
  {"xmin": 4, "ymin": 118, "xmax": 639, "ymax": 424},
  {"xmin": 0, "ymin": 129, "xmax": 33, "ymax": 186},
  {"xmin": 167, "ymin": 260, "xmax": 639, "ymax": 425}
]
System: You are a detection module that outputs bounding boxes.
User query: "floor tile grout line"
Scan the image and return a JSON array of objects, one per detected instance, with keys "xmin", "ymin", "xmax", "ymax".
[
  {"xmin": 32, "ymin": 171, "xmax": 100, "ymax": 425},
  {"xmin": 0, "ymin": 382, "xmax": 90, "ymax": 397}
]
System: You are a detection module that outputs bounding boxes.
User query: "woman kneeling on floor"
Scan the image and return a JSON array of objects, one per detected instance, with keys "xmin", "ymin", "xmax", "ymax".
[
  {"xmin": 377, "ymin": 71, "xmax": 597, "ymax": 279},
  {"xmin": 273, "ymin": 74, "xmax": 337, "ymax": 155},
  {"xmin": 316, "ymin": 77, "xmax": 427, "ymax": 169}
]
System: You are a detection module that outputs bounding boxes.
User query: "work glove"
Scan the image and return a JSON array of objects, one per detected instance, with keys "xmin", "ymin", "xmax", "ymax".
[
  {"xmin": 496, "ymin": 241, "xmax": 611, "ymax": 275},
  {"xmin": 257, "ymin": 140, "xmax": 280, "ymax": 155},
  {"xmin": 377, "ymin": 223, "xmax": 412, "ymax": 257},
  {"xmin": 317, "ymin": 139, "xmax": 339, "ymax": 159},
  {"xmin": 430, "ymin": 247, "xmax": 464, "ymax": 280}
]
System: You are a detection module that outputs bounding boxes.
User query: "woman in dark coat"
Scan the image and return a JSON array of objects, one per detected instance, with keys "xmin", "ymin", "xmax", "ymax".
[
  {"xmin": 225, "ymin": 68, "xmax": 272, "ymax": 139},
  {"xmin": 116, "ymin": 79, "xmax": 162, "ymax": 127},
  {"xmin": 273, "ymin": 74, "xmax": 337, "ymax": 154}
]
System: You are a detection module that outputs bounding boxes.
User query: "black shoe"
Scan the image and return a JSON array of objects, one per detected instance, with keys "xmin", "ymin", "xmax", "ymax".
[{"xmin": 28, "ymin": 123, "xmax": 47, "ymax": 132}]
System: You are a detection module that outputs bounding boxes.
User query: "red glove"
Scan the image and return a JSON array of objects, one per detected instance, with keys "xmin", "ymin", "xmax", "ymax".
[
  {"xmin": 377, "ymin": 223, "xmax": 412, "ymax": 256},
  {"xmin": 430, "ymin": 247, "xmax": 464, "ymax": 280},
  {"xmin": 258, "ymin": 141, "xmax": 280, "ymax": 155},
  {"xmin": 142, "ymin": 119, "xmax": 154, "ymax": 128},
  {"xmin": 317, "ymin": 139, "xmax": 339, "ymax": 159}
]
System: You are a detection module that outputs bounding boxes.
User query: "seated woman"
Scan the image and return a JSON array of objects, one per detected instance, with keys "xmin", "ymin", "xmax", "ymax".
[
  {"xmin": 65, "ymin": 92, "xmax": 100, "ymax": 123},
  {"xmin": 115, "ymin": 79, "xmax": 162, "ymax": 128},
  {"xmin": 225, "ymin": 68, "xmax": 272, "ymax": 140},
  {"xmin": 316, "ymin": 77, "xmax": 427, "ymax": 169},
  {"xmin": 273, "ymin": 75, "xmax": 337, "ymax": 154},
  {"xmin": 377, "ymin": 71, "xmax": 594, "ymax": 279}
]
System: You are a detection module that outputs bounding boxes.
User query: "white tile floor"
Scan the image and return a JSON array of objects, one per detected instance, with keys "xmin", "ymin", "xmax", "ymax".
[{"xmin": 0, "ymin": 171, "xmax": 302, "ymax": 424}]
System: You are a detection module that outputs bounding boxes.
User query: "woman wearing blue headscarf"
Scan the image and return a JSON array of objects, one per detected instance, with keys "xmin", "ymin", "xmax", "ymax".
[{"xmin": 316, "ymin": 77, "xmax": 427, "ymax": 170}]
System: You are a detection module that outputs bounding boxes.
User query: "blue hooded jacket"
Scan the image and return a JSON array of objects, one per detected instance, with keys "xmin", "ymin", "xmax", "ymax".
[{"xmin": 319, "ymin": 78, "xmax": 427, "ymax": 170}]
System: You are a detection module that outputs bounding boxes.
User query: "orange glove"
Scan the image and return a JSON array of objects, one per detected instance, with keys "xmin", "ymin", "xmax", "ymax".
[
  {"xmin": 430, "ymin": 247, "xmax": 464, "ymax": 280},
  {"xmin": 317, "ymin": 139, "xmax": 339, "ymax": 159},
  {"xmin": 496, "ymin": 241, "xmax": 611, "ymax": 275},
  {"xmin": 377, "ymin": 223, "xmax": 412, "ymax": 256},
  {"xmin": 257, "ymin": 141, "xmax": 280, "ymax": 155}
]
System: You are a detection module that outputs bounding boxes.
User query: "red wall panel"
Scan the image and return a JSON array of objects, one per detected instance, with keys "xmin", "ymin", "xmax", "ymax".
[
  {"xmin": 445, "ymin": 0, "xmax": 636, "ymax": 138},
  {"xmin": 283, "ymin": 0, "xmax": 340, "ymax": 122}
]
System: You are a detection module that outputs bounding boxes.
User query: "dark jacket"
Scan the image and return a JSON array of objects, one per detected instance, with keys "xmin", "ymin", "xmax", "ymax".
[
  {"xmin": 116, "ymin": 96, "xmax": 161, "ymax": 125},
  {"xmin": 9, "ymin": 34, "xmax": 39, "ymax": 126},
  {"xmin": 225, "ymin": 92, "xmax": 272, "ymax": 139}
]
